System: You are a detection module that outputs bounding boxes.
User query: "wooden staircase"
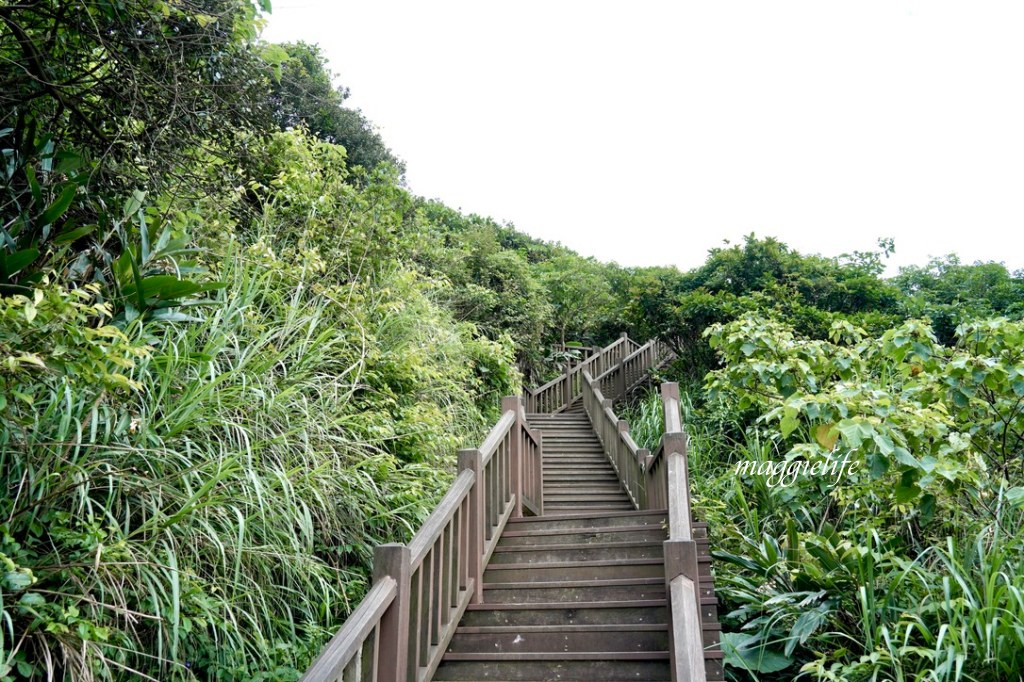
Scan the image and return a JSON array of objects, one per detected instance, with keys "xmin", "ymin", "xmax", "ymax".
[
  {"xmin": 432, "ymin": 404, "xmax": 723, "ymax": 681},
  {"xmin": 300, "ymin": 335, "xmax": 721, "ymax": 682},
  {"xmin": 532, "ymin": 406, "xmax": 635, "ymax": 514}
]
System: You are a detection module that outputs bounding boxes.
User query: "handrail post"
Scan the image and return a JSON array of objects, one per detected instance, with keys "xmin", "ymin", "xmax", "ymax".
[
  {"xmin": 664, "ymin": 539, "xmax": 706, "ymax": 681},
  {"xmin": 664, "ymin": 435, "xmax": 692, "ymax": 541},
  {"xmin": 562, "ymin": 362, "xmax": 572, "ymax": 409},
  {"xmin": 373, "ymin": 543, "xmax": 412, "ymax": 682},
  {"xmin": 503, "ymin": 396, "xmax": 523, "ymax": 518},
  {"xmin": 615, "ymin": 357, "xmax": 626, "ymax": 401},
  {"xmin": 661, "ymin": 382, "xmax": 682, "ymax": 432},
  {"xmin": 458, "ymin": 448, "xmax": 485, "ymax": 603},
  {"xmin": 637, "ymin": 447, "xmax": 650, "ymax": 509}
]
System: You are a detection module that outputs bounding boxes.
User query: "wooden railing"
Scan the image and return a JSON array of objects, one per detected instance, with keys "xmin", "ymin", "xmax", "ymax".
[
  {"xmin": 525, "ymin": 333, "xmax": 669, "ymax": 413},
  {"xmin": 592, "ymin": 337, "xmax": 674, "ymax": 404},
  {"xmin": 547, "ymin": 342, "xmax": 598, "ymax": 359},
  {"xmin": 301, "ymin": 396, "xmax": 542, "ymax": 682},
  {"xmin": 581, "ymin": 376, "xmax": 707, "ymax": 682}
]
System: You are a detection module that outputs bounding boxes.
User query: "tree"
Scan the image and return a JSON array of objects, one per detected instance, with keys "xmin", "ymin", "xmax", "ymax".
[
  {"xmin": 267, "ymin": 41, "xmax": 404, "ymax": 175},
  {"xmin": 538, "ymin": 255, "xmax": 612, "ymax": 345},
  {"xmin": 1, "ymin": 0, "xmax": 273, "ymax": 290},
  {"xmin": 1, "ymin": 0, "xmax": 270, "ymax": 184},
  {"xmin": 893, "ymin": 256, "xmax": 1024, "ymax": 343}
]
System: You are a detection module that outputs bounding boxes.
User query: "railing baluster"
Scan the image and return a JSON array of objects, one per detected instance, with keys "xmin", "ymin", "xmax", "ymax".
[
  {"xmin": 419, "ymin": 555, "xmax": 430, "ymax": 668},
  {"xmin": 458, "ymin": 449, "xmax": 484, "ymax": 603},
  {"xmin": 445, "ymin": 518, "xmax": 456, "ymax": 611},
  {"xmin": 406, "ymin": 565, "xmax": 420, "ymax": 680},
  {"xmin": 432, "ymin": 534, "xmax": 443, "ymax": 647}
]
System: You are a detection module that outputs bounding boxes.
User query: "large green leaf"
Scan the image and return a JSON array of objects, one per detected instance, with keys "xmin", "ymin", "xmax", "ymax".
[
  {"xmin": 721, "ymin": 632, "xmax": 793, "ymax": 674},
  {"xmin": 0, "ymin": 248, "xmax": 39, "ymax": 279},
  {"xmin": 52, "ymin": 224, "xmax": 96, "ymax": 245},
  {"xmin": 121, "ymin": 275, "xmax": 225, "ymax": 303},
  {"xmin": 37, "ymin": 184, "xmax": 77, "ymax": 227}
]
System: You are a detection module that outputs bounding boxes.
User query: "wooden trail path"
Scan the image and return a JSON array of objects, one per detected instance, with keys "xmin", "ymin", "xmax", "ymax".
[{"xmin": 301, "ymin": 335, "xmax": 723, "ymax": 682}]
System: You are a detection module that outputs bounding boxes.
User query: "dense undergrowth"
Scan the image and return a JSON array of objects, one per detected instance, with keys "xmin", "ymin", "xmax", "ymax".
[{"xmin": 626, "ymin": 317, "xmax": 1024, "ymax": 681}]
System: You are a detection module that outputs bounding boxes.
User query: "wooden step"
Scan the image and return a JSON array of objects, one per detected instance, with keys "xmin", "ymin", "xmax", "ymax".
[
  {"xmin": 498, "ymin": 525, "xmax": 667, "ymax": 546},
  {"xmin": 459, "ymin": 601, "xmax": 668, "ymax": 627},
  {"xmin": 544, "ymin": 475, "xmax": 622, "ymax": 481},
  {"xmin": 505, "ymin": 510, "xmax": 665, "ymax": 531},
  {"xmin": 484, "ymin": 559, "xmax": 664, "ymax": 583},
  {"xmin": 543, "ymin": 500, "xmax": 635, "ymax": 507},
  {"xmin": 544, "ymin": 488, "xmax": 627, "ymax": 497},
  {"xmin": 489, "ymin": 541, "xmax": 664, "ymax": 565},
  {"xmin": 446, "ymin": 626, "xmax": 669, "ymax": 653},
  {"xmin": 543, "ymin": 491, "xmax": 631, "ymax": 500},
  {"xmin": 433, "ymin": 656, "xmax": 671, "ymax": 681},
  {"xmin": 542, "ymin": 476, "xmax": 621, "ymax": 484},
  {"xmin": 482, "ymin": 577, "xmax": 667, "ymax": 604}
]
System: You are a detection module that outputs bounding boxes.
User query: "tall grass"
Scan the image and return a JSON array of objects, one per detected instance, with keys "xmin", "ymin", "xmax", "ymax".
[{"xmin": 0, "ymin": 238, "xmax": 508, "ymax": 680}]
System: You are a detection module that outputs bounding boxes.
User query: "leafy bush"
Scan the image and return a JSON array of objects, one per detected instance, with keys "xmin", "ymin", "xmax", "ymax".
[{"xmin": 687, "ymin": 314, "xmax": 1024, "ymax": 680}]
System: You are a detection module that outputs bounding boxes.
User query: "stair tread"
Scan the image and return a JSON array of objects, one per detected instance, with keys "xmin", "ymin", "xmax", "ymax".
[
  {"xmin": 465, "ymin": 599, "xmax": 666, "ymax": 610},
  {"xmin": 442, "ymin": 651, "xmax": 670, "ymax": 661},
  {"xmin": 484, "ymin": 576, "xmax": 663, "ymax": 589},
  {"xmin": 507, "ymin": 509, "xmax": 664, "ymax": 522},
  {"xmin": 492, "ymin": 540, "xmax": 661, "ymax": 551},
  {"xmin": 455, "ymin": 623, "xmax": 666, "ymax": 634},
  {"xmin": 500, "ymin": 525, "xmax": 666, "ymax": 538}
]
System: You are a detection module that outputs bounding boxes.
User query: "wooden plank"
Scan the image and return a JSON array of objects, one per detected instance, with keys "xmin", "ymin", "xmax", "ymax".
[{"xmin": 441, "ymin": 651, "xmax": 670, "ymax": 661}]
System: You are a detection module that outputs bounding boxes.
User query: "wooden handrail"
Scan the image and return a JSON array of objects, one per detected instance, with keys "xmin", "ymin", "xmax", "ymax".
[
  {"xmin": 479, "ymin": 411, "xmax": 516, "ymax": 464},
  {"xmin": 301, "ymin": 395, "xmax": 543, "ymax": 682},
  {"xmin": 580, "ymin": 373, "xmax": 706, "ymax": 682},
  {"xmin": 593, "ymin": 337, "xmax": 674, "ymax": 404},
  {"xmin": 524, "ymin": 333, "xmax": 640, "ymax": 413},
  {"xmin": 301, "ymin": 577, "xmax": 398, "ymax": 681}
]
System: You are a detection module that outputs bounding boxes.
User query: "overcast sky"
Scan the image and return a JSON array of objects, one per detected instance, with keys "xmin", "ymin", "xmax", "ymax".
[{"xmin": 262, "ymin": 1, "xmax": 1024, "ymax": 275}]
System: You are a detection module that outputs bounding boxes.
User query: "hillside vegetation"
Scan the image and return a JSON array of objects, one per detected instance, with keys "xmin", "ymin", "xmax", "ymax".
[
  {"xmin": 618, "ymin": 235, "xmax": 1024, "ymax": 680},
  {"xmin": 2, "ymin": 2, "xmax": 1024, "ymax": 680}
]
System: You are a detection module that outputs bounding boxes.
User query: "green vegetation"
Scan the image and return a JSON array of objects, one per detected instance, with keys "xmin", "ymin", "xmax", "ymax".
[
  {"xmin": 4, "ymin": 2, "xmax": 1024, "ymax": 680},
  {"xmin": 625, "ymin": 253, "xmax": 1024, "ymax": 681}
]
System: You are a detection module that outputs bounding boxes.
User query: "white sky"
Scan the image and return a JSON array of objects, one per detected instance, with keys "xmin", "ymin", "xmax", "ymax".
[{"xmin": 262, "ymin": 1, "xmax": 1024, "ymax": 275}]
